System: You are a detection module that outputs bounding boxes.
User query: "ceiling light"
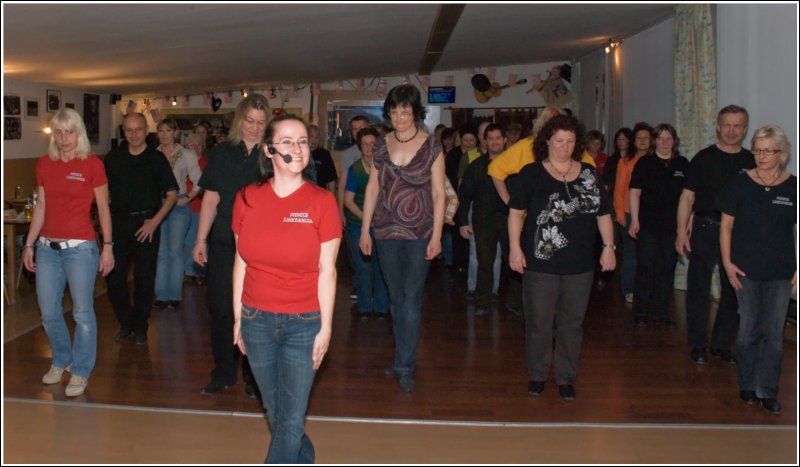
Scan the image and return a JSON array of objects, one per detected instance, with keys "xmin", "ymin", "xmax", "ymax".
[
  {"xmin": 171, "ymin": 96, "xmax": 177, "ymax": 106},
  {"xmin": 241, "ymin": 89, "xmax": 249, "ymax": 97}
]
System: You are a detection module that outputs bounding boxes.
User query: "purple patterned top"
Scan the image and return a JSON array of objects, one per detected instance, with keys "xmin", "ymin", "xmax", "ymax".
[{"xmin": 372, "ymin": 134, "xmax": 442, "ymax": 240}]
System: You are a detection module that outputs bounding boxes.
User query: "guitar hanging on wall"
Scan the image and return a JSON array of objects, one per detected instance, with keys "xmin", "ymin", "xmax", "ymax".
[{"xmin": 472, "ymin": 74, "xmax": 528, "ymax": 103}]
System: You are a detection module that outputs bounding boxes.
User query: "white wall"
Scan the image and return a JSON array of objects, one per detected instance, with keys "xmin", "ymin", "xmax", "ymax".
[
  {"xmin": 621, "ymin": 16, "xmax": 675, "ymax": 129},
  {"xmin": 3, "ymin": 77, "xmax": 111, "ymax": 159},
  {"xmin": 717, "ymin": 4, "xmax": 798, "ymax": 175}
]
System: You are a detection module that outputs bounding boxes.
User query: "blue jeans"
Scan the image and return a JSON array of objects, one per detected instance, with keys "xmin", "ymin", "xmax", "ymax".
[
  {"xmin": 375, "ymin": 238, "xmax": 431, "ymax": 374},
  {"xmin": 184, "ymin": 211, "xmax": 206, "ymax": 278},
  {"xmin": 155, "ymin": 204, "xmax": 191, "ymax": 300},
  {"xmin": 441, "ymin": 226, "xmax": 453, "ymax": 266},
  {"xmin": 734, "ymin": 277, "xmax": 792, "ymax": 399},
  {"xmin": 346, "ymin": 231, "xmax": 389, "ymax": 315},
  {"xmin": 241, "ymin": 306, "xmax": 319, "ymax": 464},
  {"xmin": 35, "ymin": 240, "xmax": 99, "ymax": 378}
]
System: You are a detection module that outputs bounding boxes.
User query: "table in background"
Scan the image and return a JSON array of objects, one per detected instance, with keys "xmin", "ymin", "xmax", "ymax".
[{"xmin": 4, "ymin": 217, "xmax": 31, "ymax": 305}]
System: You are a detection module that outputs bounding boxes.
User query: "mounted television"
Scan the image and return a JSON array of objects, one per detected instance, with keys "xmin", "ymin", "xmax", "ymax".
[{"xmin": 428, "ymin": 86, "xmax": 456, "ymax": 104}]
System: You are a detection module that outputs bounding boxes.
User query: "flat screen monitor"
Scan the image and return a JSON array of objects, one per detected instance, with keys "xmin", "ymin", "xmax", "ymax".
[{"xmin": 428, "ymin": 86, "xmax": 456, "ymax": 104}]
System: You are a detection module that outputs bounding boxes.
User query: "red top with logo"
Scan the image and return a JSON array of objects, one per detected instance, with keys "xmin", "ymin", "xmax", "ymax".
[
  {"xmin": 232, "ymin": 182, "xmax": 341, "ymax": 313},
  {"xmin": 36, "ymin": 154, "xmax": 107, "ymax": 241}
]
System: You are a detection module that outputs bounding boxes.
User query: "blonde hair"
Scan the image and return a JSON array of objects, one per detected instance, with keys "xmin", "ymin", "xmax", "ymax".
[
  {"xmin": 48, "ymin": 108, "xmax": 91, "ymax": 160},
  {"xmin": 531, "ymin": 106, "xmax": 566, "ymax": 137},
  {"xmin": 227, "ymin": 94, "xmax": 270, "ymax": 145},
  {"xmin": 751, "ymin": 124, "xmax": 792, "ymax": 167}
]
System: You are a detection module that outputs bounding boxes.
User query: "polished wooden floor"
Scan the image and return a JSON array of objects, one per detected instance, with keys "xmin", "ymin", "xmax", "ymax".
[{"xmin": 3, "ymin": 261, "xmax": 798, "ymax": 463}]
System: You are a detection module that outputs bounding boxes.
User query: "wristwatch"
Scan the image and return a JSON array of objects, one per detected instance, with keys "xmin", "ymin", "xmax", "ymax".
[{"xmin": 603, "ymin": 244, "xmax": 616, "ymax": 251}]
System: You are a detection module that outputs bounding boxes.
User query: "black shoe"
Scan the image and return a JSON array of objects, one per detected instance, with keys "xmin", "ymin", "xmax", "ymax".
[
  {"xmin": 115, "ymin": 328, "xmax": 132, "ymax": 342},
  {"xmin": 166, "ymin": 300, "xmax": 181, "ymax": 309},
  {"xmin": 558, "ymin": 384, "xmax": 576, "ymax": 401},
  {"xmin": 200, "ymin": 380, "xmax": 232, "ymax": 396},
  {"xmin": 506, "ymin": 304, "xmax": 523, "ymax": 317},
  {"xmin": 527, "ymin": 380, "xmax": 545, "ymax": 396},
  {"xmin": 358, "ymin": 312, "xmax": 370, "ymax": 321},
  {"xmin": 195, "ymin": 276, "xmax": 206, "ymax": 286},
  {"xmin": 761, "ymin": 398, "xmax": 781, "ymax": 414},
  {"xmin": 474, "ymin": 305, "xmax": 489, "ymax": 316},
  {"xmin": 153, "ymin": 300, "xmax": 167, "ymax": 308},
  {"xmin": 245, "ymin": 384, "xmax": 258, "ymax": 399},
  {"xmin": 739, "ymin": 390, "xmax": 758, "ymax": 405},
  {"xmin": 465, "ymin": 290, "xmax": 475, "ymax": 299},
  {"xmin": 491, "ymin": 293, "xmax": 499, "ymax": 302},
  {"xmin": 635, "ymin": 316, "xmax": 647, "ymax": 327},
  {"xmin": 690, "ymin": 347, "xmax": 708, "ymax": 364},
  {"xmin": 711, "ymin": 347, "xmax": 736, "ymax": 363},
  {"xmin": 134, "ymin": 333, "xmax": 148, "ymax": 345}
]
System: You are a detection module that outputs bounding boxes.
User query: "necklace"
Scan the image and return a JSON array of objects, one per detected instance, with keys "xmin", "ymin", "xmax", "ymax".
[
  {"xmin": 753, "ymin": 169, "xmax": 782, "ymax": 191},
  {"xmin": 393, "ymin": 126, "xmax": 419, "ymax": 144},
  {"xmin": 547, "ymin": 159, "xmax": 574, "ymax": 181}
]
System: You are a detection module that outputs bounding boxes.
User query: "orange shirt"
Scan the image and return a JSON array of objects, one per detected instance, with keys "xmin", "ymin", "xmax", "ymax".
[{"xmin": 613, "ymin": 153, "xmax": 645, "ymax": 223}]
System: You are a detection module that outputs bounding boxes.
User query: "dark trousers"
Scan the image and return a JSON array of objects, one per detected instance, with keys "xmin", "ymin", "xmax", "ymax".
[
  {"xmin": 523, "ymin": 270, "xmax": 594, "ymax": 385},
  {"xmin": 206, "ymin": 233, "xmax": 254, "ymax": 386},
  {"xmin": 106, "ymin": 213, "xmax": 160, "ymax": 337},
  {"xmin": 685, "ymin": 217, "xmax": 739, "ymax": 349},
  {"xmin": 473, "ymin": 214, "xmax": 521, "ymax": 309},
  {"xmin": 633, "ymin": 230, "xmax": 677, "ymax": 322}
]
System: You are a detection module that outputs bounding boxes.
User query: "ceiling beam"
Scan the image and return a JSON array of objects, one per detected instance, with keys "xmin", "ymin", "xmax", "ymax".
[{"xmin": 418, "ymin": 4, "xmax": 466, "ymax": 76}]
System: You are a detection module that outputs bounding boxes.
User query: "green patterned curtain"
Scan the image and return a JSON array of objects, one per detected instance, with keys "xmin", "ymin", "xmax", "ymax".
[{"xmin": 674, "ymin": 4, "xmax": 716, "ymax": 160}]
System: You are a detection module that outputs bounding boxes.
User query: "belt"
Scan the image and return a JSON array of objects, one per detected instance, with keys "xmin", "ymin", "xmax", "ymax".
[
  {"xmin": 127, "ymin": 209, "xmax": 156, "ymax": 217},
  {"xmin": 39, "ymin": 238, "xmax": 88, "ymax": 250}
]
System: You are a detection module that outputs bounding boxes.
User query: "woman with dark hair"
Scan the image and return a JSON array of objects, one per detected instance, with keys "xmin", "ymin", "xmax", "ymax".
[
  {"xmin": 603, "ymin": 127, "xmax": 634, "ymax": 197},
  {"xmin": 509, "ymin": 114, "xmax": 615, "ymax": 401},
  {"xmin": 627, "ymin": 123, "xmax": 688, "ymax": 326},
  {"xmin": 614, "ymin": 122, "xmax": 652, "ymax": 303},
  {"xmin": 22, "ymin": 108, "xmax": 114, "ymax": 397},
  {"xmin": 719, "ymin": 124, "xmax": 796, "ymax": 415},
  {"xmin": 192, "ymin": 94, "xmax": 268, "ymax": 397},
  {"xmin": 233, "ymin": 114, "xmax": 341, "ymax": 462},
  {"xmin": 360, "ymin": 84, "xmax": 446, "ymax": 392},
  {"xmin": 153, "ymin": 118, "xmax": 202, "ymax": 308}
]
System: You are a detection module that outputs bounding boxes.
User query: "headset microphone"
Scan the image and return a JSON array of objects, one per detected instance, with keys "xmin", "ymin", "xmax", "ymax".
[{"xmin": 267, "ymin": 145, "xmax": 293, "ymax": 164}]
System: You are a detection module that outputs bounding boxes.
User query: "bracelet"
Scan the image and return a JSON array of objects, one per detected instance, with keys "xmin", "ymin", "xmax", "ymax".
[
  {"xmin": 196, "ymin": 237, "xmax": 207, "ymax": 244},
  {"xmin": 22, "ymin": 245, "xmax": 34, "ymax": 250},
  {"xmin": 603, "ymin": 244, "xmax": 616, "ymax": 251},
  {"xmin": 103, "ymin": 241, "xmax": 114, "ymax": 246}
]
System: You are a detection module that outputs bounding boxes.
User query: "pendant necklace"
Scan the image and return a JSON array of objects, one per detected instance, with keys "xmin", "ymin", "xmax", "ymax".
[
  {"xmin": 753, "ymin": 169, "xmax": 782, "ymax": 192},
  {"xmin": 393, "ymin": 126, "xmax": 419, "ymax": 144},
  {"xmin": 548, "ymin": 159, "xmax": 574, "ymax": 200}
]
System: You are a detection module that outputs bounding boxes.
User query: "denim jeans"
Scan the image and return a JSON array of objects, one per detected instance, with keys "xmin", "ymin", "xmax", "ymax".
[
  {"xmin": 375, "ymin": 238, "xmax": 431, "ymax": 374},
  {"xmin": 35, "ymin": 240, "xmax": 99, "ymax": 378},
  {"xmin": 467, "ymin": 234, "xmax": 499, "ymax": 293},
  {"xmin": 346, "ymin": 231, "xmax": 389, "ymax": 315},
  {"xmin": 734, "ymin": 277, "xmax": 792, "ymax": 399},
  {"xmin": 241, "ymin": 306, "xmax": 319, "ymax": 464},
  {"xmin": 155, "ymin": 203, "xmax": 191, "ymax": 300},
  {"xmin": 441, "ymin": 226, "xmax": 454, "ymax": 266},
  {"xmin": 183, "ymin": 211, "xmax": 206, "ymax": 278}
]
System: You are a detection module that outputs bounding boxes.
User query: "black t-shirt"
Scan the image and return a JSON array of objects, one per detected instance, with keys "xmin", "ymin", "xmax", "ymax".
[
  {"xmin": 716, "ymin": 173, "xmax": 797, "ymax": 281},
  {"xmin": 445, "ymin": 146, "xmax": 463, "ymax": 191},
  {"xmin": 104, "ymin": 143, "xmax": 178, "ymax": 214},
  {"xmin": 311, "ymin": 148, "xmax": 337, "ymax": 188},
  {"xmin": 509, "ymin": 162, "xmax": 611, "ymax": 274},
  {"xmin": 198, "ymin": 141, "xmax": 260, "ymax": 239},
  {"xmin": 629, "ymin": 154, "xmax": 689, "ymax": 234},
  {"xmin": 684, "ymin": 144, "xmax": 754, "ymax": 216}
]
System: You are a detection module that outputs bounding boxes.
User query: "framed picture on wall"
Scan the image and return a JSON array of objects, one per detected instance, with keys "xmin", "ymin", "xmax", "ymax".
[
  {"xmin": 4, "ymin": 116, "xmax": 21, "ymax": 140},
  {"xmin": 4, "ymin": 95, "xmax": 21, "ymax": 116},
  {"xmin": 24, "ymin": 98, "xmax": 39, "ymax": 120},
  {"xmin": 83, "ymin": 93, "xmax": 100, "ymax": 144},
  {"xmin": 46, "ymin": 89, "xmax": 61, "ymax": 112},
  {"xmin": 65, "ymin": 103, "xmax": 75, "ymax": 109}
]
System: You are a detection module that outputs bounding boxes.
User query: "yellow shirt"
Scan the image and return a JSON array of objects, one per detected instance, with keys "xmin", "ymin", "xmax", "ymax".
[{"xmin": 487, "ymin": 136, "xmax": 595, "ymax": 180}]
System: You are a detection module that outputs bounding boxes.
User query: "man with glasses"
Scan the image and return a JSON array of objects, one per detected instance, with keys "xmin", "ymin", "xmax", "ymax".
[
  {"xmin": 675, "ymin": 105, "xmax": 754, "ymax": 365},
  {"xmin": 105, "ymin": 112, "xmax": 178, "ymax": 345}
]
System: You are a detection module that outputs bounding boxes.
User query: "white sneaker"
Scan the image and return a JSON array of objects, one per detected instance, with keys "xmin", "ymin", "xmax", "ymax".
[
  {"xmin": 65, "ymin": 375, "xmax": 88, "ymax": 397},
  {"xmin": 42, "ymin": 365, "xmax": 71, "ymax": 385}
]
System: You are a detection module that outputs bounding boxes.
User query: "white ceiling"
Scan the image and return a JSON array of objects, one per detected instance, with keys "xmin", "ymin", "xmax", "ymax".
[{"xmin": 3, "ymin": 3, "xmax": 675, "ymax": 97}]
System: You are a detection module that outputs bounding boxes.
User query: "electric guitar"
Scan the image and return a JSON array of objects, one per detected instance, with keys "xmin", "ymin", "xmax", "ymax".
[{"xmin": 474, "ymin": 78, "xmax": 528, "ymax": 103}]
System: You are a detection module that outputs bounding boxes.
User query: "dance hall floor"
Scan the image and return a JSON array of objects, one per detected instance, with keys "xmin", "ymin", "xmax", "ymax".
[{"xmin": 3, "ymin": 262, "xmax": 797, "ymax": 463}]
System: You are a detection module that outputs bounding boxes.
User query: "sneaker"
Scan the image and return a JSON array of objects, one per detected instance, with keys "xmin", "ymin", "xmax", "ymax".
[
  {"xmin": 398, "ymin": 374, "xmax": 415, "ymax": 392},
  {"xmin": 474, "ymin": 305, "xmax": 489, "ymax": 316},
  {"xmin": 558, "ymin": 384, "xmax": 576, "ymax": 401},
  {"xmin": 134, "ymin": 333, "xmax": 148, "ymax": 345},
  {"xmin": 200, "ymin": 380, "xmax": 233, "ymax": 396},
  {"xmin": 42, "ymin": 364, "xmax": 71, "ymax": 385},
  {"xmin": 624, "ymin": 293, "xmax": 634, "ymax": 303},
  {"xmin": 506, "ymin": 304, "xmax": 523, "ymax": 317},
  {"xmin": 65, "ymin": 375, "xmax": 88, "ymax": 397},
  {"xmin": 245, "ymin": 384, "xmax": 259, "ymax": 399}
]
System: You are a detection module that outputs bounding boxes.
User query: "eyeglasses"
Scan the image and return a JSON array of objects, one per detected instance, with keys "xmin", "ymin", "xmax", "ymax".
[
  {"xmin": 271, "ymin": 139, "xmax": 310, "ymax": 151},
  {"xmin": 389, "ymin": 109, "xmax": 413, "ymax": 120},
  {"xmin": 752, "ymin": 148, "xmax": 781, "ymax": 156}
]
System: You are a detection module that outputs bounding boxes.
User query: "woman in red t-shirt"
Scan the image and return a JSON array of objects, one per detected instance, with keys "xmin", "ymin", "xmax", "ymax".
[
  {"xmin": 232, "ymin": 115, "xmax": 341, "ymax": 463},
  {"xmin": 22, "ymin": 108, "xmax": 114, "ymax": 398}
]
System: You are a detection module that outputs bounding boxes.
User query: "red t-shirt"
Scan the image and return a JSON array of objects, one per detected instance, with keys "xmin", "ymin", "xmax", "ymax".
[
  {"xmin": 36, "ymin": 154, "xmax": 107, "ymax": 241},
  {"xmin": 232, "ymin": 182, "xmax": 341, "ymax": 313},
  {"xmin": 188, "ymin": 153, "xmax": 207, "ymax": 213}
]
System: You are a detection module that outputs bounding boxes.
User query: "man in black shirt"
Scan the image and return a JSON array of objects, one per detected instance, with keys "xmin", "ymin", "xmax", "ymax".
[
  {"xmin": 105, "ymin": 113, "xmax": 178, "ymax": 344},
  {"xmin": 675, "ymin": 105, "xmax": 754, "ymax": 365}
]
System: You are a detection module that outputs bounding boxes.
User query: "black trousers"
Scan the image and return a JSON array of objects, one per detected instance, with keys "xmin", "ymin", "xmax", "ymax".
[
  {"xmin": 206, "ymin": 231, "xmax": 254, "ymax": 386},
  {"xmin": 106, "ymin": 213, "xmax": 160, "ymax": 336},
  {"xmin": 685, "ymin": 217, "xmax": 739, "ymax": 349},
  {"xmin": 473, "ymin": 213, "xmax": 521, "ymax": 309},
  {"xmin": 633, "ymin": 229, "xmax": 677, "ymax": 322}
]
